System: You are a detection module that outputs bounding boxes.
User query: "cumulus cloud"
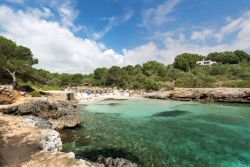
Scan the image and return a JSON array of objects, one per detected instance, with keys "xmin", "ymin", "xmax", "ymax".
[
  {"xmin": 0, "ymin": 5, "xmax": 123, "ymax": 73},
  {"xmin": 0, "ymin": 4, "xmax": 250, "ymax": 74},
  {"xmin": 191, "ymin": 29, "xmax": 214, "ymax": 41},
  {"xmin": 122, "ymin": 42, "xmax": 160, "ymax": 65},
  {"xmin": 161, "ymin": 12, "xmax": 250, "ymax": 56},
  {"xmin": 125, "ymin": 10, "xmax": 250, "ymax": 65}
]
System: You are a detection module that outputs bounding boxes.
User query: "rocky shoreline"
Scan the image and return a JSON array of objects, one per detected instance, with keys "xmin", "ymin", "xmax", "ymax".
[
  {"xmin": 2, "ymin": 87, "xmax": 249, "ymax": 166},
  {"xmin": 0, "ymin": 98, "xmax": 138, "ymax": 167},
  {"xmin": 0, "ymin": 99, "xmax": 81, "ymax": 130},
  {"xmin": 144, "ymin": 88, "xmax": 250, "ymax": 103}
]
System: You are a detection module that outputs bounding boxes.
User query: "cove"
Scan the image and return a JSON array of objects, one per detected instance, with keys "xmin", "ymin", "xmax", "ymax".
[{"xmin": 61, "ymin": 98, "xmax": 250, "ymax": 167}]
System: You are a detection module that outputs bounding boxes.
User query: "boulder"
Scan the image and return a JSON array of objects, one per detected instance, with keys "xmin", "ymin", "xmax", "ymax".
[
  {"xmin": 0, "ymin": 85, "xmax": 15, "ymax": 105},
  {"xmin": 50, "ymin": 114, "xmax": 81, "ymax": 129},
  {"xmin": 144, "ymin": 91, "xmax": 171, "ymax": 99},
  {"xmin": 18, "ymin": 100, "xmax": 58, "ymax": 116},
  {"xmin": 96, "ymin": 157, "xmax": 138, "ymax": 167},
  {"xmin": 0, "ymin": 99, "xmax": 81, "ymax": 129},
  {"xmin": 40, "ymin": 129, "xmax": 62, "ymax": 152},
  {"xmin": 17, "ymin": 99, "xmax": 81, "ymax": 129}
]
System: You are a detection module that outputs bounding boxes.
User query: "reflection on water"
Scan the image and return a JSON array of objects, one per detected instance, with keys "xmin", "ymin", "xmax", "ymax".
[{"xmin": 62, "ymin": 99, "xmax": 250, "ymax": 167}]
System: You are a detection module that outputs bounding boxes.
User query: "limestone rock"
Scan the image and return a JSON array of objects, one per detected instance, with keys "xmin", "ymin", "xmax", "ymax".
[
  {"xmin": 144, "ymin": 88, "xmax": 250, "ymax": 103},
  {"xmin": 22, "ymin": 116, "xmax": 52, "ymax": 129},
  {"xmin": 144, "ymin": 91, "xmax": 171, "ymax": 99},
  {"xmin": 50, "ymin": 114, "xmax": 81, "ymax": 129},
  {"xmin": 18, "ymin": 100, "xmax": 57, "ymax": 116},
  {"xmin": 96, "ymin": 157, "xmax": 138, "ymax": 167},
  {"xmin": 16, "ymin": 99, "xmax": 81, "ymax": 129},
  {"xmin": 66, "ymin": 152, "xmax": 75, "ymax": 159},
  {"xmin": 170, "ymin": 88, "xmax": 250, "ymax": 103},
  {"xmin": 0, "ymin": 105, "xmax": 18, "ymax": 114},
  {"xmin": 0, "ymin": 85, "xmax": 15, "ymax": 105},
  {"xmin": 40, "ymin": 129, "xmax": 62, "ymax": 152}
]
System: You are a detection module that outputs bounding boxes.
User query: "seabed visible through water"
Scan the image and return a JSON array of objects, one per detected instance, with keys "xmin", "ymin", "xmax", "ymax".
[{"xmin": 62, "ymin": 98, "xmax": 250, "ymax": 167}]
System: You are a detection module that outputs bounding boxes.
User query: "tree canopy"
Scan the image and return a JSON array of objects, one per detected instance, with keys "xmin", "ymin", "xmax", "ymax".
[
  {"xmin": 0, "ymin": 36, "xmax": 38, "ymax": 86},
  {"xmin": 0, "ymin": 36, "xmax": 250, "ymax": 91},
  {"xmin": 207, "ymin": 50, "xmax": 250, "ymax": 64},
  {"xmin": 173, "ymin": 53, "xmax": 205, "ymax": 71}
]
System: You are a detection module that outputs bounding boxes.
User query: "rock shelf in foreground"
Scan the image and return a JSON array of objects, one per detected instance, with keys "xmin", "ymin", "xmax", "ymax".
[
  {"xmin": 0, "ymin": 99, "xmax": 81, "ymax": 129},
  {"xmin": 0, "ymin": 99, "xmax": 138, "ymax": 167}
]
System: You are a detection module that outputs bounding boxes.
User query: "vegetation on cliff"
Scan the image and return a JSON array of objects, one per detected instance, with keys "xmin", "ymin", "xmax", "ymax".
[{"xmin": 1, "ymin": 36, "xmax": 250, "ymax": 91}]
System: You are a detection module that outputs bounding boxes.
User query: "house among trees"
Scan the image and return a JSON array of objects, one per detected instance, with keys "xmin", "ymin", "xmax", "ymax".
[{"xmin": 196, "ymin": 59, "xmax": 216, "ymax": 66}]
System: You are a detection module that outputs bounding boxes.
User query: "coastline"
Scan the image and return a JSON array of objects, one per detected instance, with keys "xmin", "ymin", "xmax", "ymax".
[
  {"xmin": 144, "ymin": 88, "xmax": 250, "ymax": 103},
  {"xmin": 0, "ymin": 97, "xmax": 93, "ymax": 167},
  {"xmin": 0, "ymin": 113, "xmax": 93, "ymax": 167},
  {"xmin": 0, "ymin": 87, "xmax": 250, "ymax": 166},
  {"xmin": 0, "ymin": 94, "xmax": 139, "ymax": 167}
]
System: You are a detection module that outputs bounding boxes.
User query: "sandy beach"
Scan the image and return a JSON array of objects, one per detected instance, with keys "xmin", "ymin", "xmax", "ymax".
[{"xmin": 75, "ymin": 91, "xmax": 143, "ymax": 104}]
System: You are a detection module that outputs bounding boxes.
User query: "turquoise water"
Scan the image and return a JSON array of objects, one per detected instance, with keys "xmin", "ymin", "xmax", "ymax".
[{"xmin": 62, "ymin": 98, "xmax": 250, "ymax": 167}]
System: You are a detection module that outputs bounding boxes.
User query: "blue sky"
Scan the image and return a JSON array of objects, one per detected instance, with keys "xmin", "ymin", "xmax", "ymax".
[{"xmin": 0, "ymin": 0, "xmax": 250, "ymax": 73}]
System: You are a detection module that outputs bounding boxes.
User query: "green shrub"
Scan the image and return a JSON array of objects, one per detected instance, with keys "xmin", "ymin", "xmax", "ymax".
[
  {"xmin": 144, "ymin": 78, "xmax": 159, "ymax": 91},
  {"xmin": 30, "ymin": 90, "xmax": 41, "ymax": 97},
  {"xmin": 42, "ymin": 85, "xmax": 63, "ymax": 91},
  {"xmin": 209, "ymin": 65, "xmax": 225, "ymax": 76}
]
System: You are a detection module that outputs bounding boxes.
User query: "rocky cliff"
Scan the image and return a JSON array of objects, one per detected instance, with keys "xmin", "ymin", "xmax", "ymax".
[{"xmin": 144, "ymin": 88, "xmax": 250, "ymax": 103}]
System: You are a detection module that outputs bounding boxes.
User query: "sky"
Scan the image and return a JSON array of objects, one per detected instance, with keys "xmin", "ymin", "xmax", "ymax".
[{"xmin": 0, "ymin": 0, "xmax": 250, "ymax": 73}]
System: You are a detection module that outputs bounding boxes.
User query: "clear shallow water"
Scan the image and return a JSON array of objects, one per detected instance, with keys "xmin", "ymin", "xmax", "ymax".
[{"xmin": 62, "ymin": 99, "xmax": 250, "ymax": 167}]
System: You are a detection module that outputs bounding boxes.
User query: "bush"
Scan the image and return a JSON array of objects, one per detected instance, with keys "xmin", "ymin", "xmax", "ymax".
[
  {"xmin": 30, "ymin": 90, "xmax": 41, "ymax": 97},
  {"xmin": 173, "ymin": 53, "xmax": 205, "ymax": 71},
  {"xmin": 144, "ymin": 78, "xmax": 159, "ymax": 91},
  {"xmin": 42, "ymin": 85, "xmax": 63, "ymax": 91},
  {"xmin": 209, "ymin": 65, "xmax": 225, "ymax": 76}
]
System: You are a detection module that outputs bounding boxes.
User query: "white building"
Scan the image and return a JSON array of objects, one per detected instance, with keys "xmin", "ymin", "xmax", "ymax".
[{"xmin": 196, "ymin": 59, "xmax": 216, "ymax": 66}]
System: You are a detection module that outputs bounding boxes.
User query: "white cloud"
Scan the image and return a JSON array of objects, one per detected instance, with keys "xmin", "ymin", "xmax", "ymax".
[
  {"xmin": 35, "ymin": 0, "xmax": 82, "ymax": 32},
  {"xmin": 91, "ymin": 9, "xmax": 134, "ymax": 40},
  {"xmin": 122, "ymin": 42, "xmax": 160, "ymax": 65},
  {"xmin": 27, "ymin": 7, "xmax": 53, "ymax": 18},
  {"xmin": 0, "ymin": 5, "xmax": 123, "ymax": 73},
  {"xmin": 141, "ymin": 0, "xmax": 181, "ymax": 28},
  {"xmin": 123, "ymin": 9, "xmax": 134, "ymax": 22},
  {"xmin": 160, "ymin": 11, "xmax": 250, "ymax": 56},
  {"xmin": 92, "ymin": 17, "xmax": 117, "ymax": 40},
  {"xmin": 189, "ymin": 11, "xmax": 250, "ymax": 46},
  {"xmin": 124, "ymin": 10, "xmax": 250, "ymax": 65},
  {"xmin": 191, "ymin": 29, "xmax": 214, "ymax": 41},
  {"xmin": 58, "ymin": 0, "xmax": 81, "ymax": 31},
  {"xmin": 0, "ymin": 4, "xmax": 250, "ymax": 74}
]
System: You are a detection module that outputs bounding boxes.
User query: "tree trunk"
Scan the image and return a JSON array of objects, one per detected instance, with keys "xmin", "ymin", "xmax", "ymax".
[{"xmin": 6, "ymin": 69, "xmax": 17, "ymax": 87}]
